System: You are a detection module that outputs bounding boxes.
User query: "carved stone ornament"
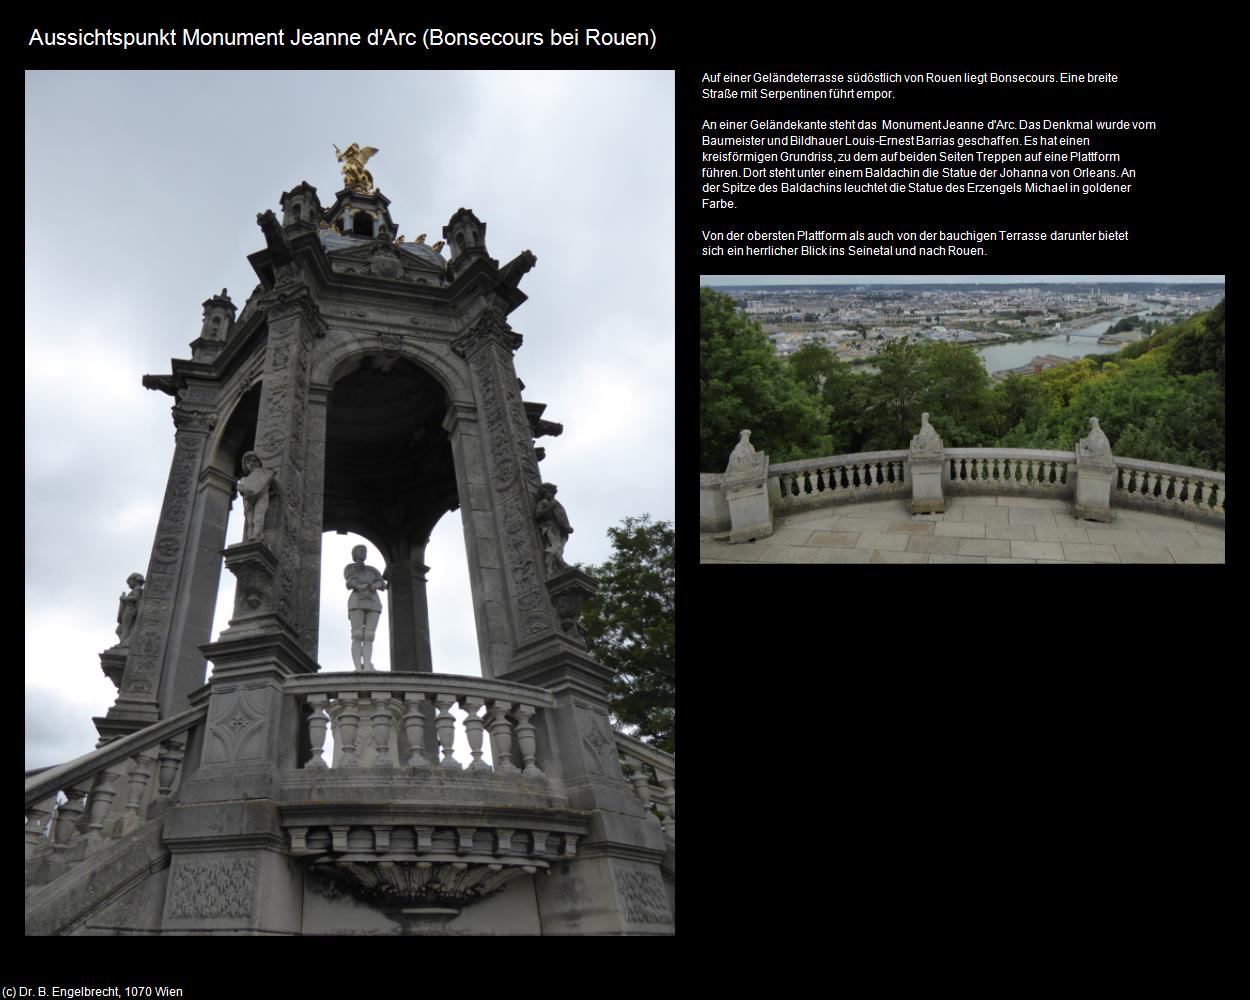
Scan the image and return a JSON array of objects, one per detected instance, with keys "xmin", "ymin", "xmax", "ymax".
[
  {"xmin": 369, "ymin": 251, "xmax": 403, "ymax": 279},
  {"xmin": 314, "ymin": 859, "xmax": 539, "ymax": 910},
  {"xmin": 909, "ymin": 412, "xmax": 944, "ymax": 455},
  {"xmin": 614, "ymin": 868, "xmax": 672, "ymax": 926},
  {"xmin": 168, "ymin": 858, "xmax": 257, "ymax": 919}
]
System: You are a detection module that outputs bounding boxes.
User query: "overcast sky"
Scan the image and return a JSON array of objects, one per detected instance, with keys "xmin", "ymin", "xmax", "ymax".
[
  {"xmin": 702, "ymin": 275, "xmax": 1225, "ymax": 285},
  {"xmin": 25, "ymin": 71, "xmax": 674, "ymax": 769}
]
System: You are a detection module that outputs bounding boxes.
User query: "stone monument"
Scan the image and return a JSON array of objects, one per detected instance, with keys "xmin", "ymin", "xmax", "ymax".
[
  {"xmin": 1074, "ymin": 416, "xmax": 1116, "ymax": 522},
  {"xmin": 31, "ymin": 146, "xmax": 674, "ymax": 936},
  {"xmin": 908, "ymin": 413, "xmax": 946, "ymax": 514},
  {"xmin": 724, "ymin": 430, "xmax": 773, "ymax": 542}
]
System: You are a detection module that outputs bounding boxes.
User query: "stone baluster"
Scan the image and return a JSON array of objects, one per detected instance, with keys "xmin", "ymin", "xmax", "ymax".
[
  {"xmin": 487, "ymin": 701, "xmax": 520, "ymax": 774},
  {"xmin": 512, "ymin": 704, "xmax": 543, "ymax": 776},
  {"xmin": 25, "ymin": 795, "xmax": 57, "ymax": 858},
  {"xmin": 402, "ymin": 692, "xmax": 429, "ymax": 766},
  {"xmin": 1214, "ymin": 482, "xmax": 1225, "ymax": 514},
  {"xmin": 657, "ymin": 773, "xmax": 675, "ymax": 837},
  {"xmin": 54, "ymin": 786, "xmax": 89, "ymax": 849},
  {"xmin": 462, "ymin": 696, "xmax": 491, "ymax": 771},
  {"xmin": 306, "ymin": 695, "xmax": 329, "ymax": 769},
  {"xmin": 337, "ymin": 692, "xmax": 360, "ymax": 766},
  {"xmin": 84, "ymin": 766, "xmax": 124, "ymax": 837},
  {"xmin": 118, "ymin": 750, "xmax": 157, "ymax": 835},
  {"xmin": 156, "ymin": 739, "xmax": 186, "ymax": 798},
  {"xmin": 370, "ymin": 692, "xmax": 394, "ymax": 766},
  {"xmin": 622, "ymin": 757, "xmax": 653, "ymax": 812},
  {"xmin": 434, "ymin": 693, "xmax": 461, "ymax": 768}
]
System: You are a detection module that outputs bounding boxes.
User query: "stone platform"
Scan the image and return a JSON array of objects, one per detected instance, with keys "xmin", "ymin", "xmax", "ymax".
[{"xmin": 699, "ymin": 495, "xmax": 1226, "ymax": 564}]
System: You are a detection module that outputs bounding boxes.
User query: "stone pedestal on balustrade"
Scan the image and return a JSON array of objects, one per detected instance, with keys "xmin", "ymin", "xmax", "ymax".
[
  {"xmin": 908, "ymin": 413, "xmax": 946, "ymax": 514},
  {"xmin": 1073, "ymin": 416, "xmax": 1116, "ymax": 522},
  {"xmin": 724, "ymin": 429, "xmax": 773, "ymax": 543}
]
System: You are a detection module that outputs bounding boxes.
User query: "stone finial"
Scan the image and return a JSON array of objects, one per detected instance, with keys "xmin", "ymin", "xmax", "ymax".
[
  {"xmin": 199, "ymin": 288, "xmax": 236, "ymax": 344},
  {"xmin": 1078, "ymin": 416, "xmax": 1113, "ymax": 460},
  {"xmin": 909, "ymin": 412, "xmax": 943, "ymax": 454}
]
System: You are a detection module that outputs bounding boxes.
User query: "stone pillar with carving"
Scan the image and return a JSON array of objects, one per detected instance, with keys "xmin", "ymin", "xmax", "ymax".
[
  {"xmin": 449, "ymin": 309, "xmax": 560, "ymax": 675},
  {"xmin": 231, "ymin": 282, "xmax": 325, "ymax": 652},
  {"xmin": 908, "ymin": 413, "xmax": 946, "ymax": 514},
  {"xmin": 1074, "ymin": 416, "xmax": 1116, "ymax": 522},
  {"xmin": 723, "ymin": 430, "xmax": 773, "ymax": 543}
]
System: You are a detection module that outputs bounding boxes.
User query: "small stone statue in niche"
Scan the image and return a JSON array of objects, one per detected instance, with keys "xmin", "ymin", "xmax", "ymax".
[
  {"xmin": 345, "ymin": 545, "xmax": 388, "ymax": 671},
  {"xmin": 534, "ymin": 483, "xmax": 573, "ymax": 575},
  {"xmin": 115, "ymin": 573, "xmax": 145, "ymax": 646},
  {"xmin": 237, "ymin": 451, "xmax": 276, "ymax": 543}
]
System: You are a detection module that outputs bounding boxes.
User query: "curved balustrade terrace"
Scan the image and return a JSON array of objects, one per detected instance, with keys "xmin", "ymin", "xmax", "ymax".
[{"xmin": 703, "ymin": 430, "xmax": 1225, "ymax": 538}]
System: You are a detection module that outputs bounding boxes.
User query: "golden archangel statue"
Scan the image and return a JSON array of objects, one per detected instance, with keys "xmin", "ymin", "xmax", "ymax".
[{"xmin": 333, "ymin": 143, "xmax": 379, "ymax": 193}]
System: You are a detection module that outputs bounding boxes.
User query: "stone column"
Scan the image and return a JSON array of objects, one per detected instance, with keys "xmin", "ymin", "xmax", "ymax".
[
  {"xmin": 908, "ymin": 413, "xmax": 946, "ymax": 514},
  {"xmin": 449, "ymin": 308, "xmax": 560, "ymax": 675},
  {"xmin": 387, "ymin": 546, "xmax": 434, "ymax": 673},
  {"xmin": 444, "ymin": 400, "xmax": 514, "ymax": 679},
  {"xmin": 251, "ymin": 284, "xmax": 325, "ymax": 655},
  {"xmin": 1073, "ymin": 416, "xmax": 1116, "ymax": 522},
  {"xmin": 723, "ymin": 430, "xmax": 773, "ymax": 543},
  {"xmin": 297, "ymin": 384, "xmax": 332, "ymax": 659},
  {"xmin": 159, "ymin": 465, "xmax": 234, "ymax": 716}
]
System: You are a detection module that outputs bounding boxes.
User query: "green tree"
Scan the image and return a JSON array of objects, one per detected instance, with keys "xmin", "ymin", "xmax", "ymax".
[
  {"xmin": 580, "ymin": 516, "xmax": 674, "ymax": 753},
  {"xmin": 861, "ymin": 338, "xmax": 926, "ymax": 449},
  {"xmin": 787, "ymin": 343, "xmax": 867, "ymax": 454},
  {"xmin": 700, "ymin": 289, "xmax": 830, "ymax": 470},
  {"xmin": 990, "ymin": 373, "xmax": 1048, "ymax": 439},
  {"xmin": 919, "ymin": 342, "xmax": 993, "ymax": 445}
]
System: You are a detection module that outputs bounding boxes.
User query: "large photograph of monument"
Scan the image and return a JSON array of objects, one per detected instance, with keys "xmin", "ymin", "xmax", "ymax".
[{"xmin": 25, "ymin": 71, "xmax": 675, "ymax": 935}]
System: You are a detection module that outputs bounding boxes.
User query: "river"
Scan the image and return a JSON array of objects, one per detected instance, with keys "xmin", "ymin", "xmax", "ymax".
[
  {"xmin": 853, "ymin": 311, "xmax": 1172, "ymax": 376},
  {"xmin": 974, "ymin": 318, "xmax": 1121, "ymax": 374}
]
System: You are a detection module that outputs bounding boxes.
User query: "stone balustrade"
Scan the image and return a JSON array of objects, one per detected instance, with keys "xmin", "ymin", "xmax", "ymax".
[
  {"xmin": 285, "ymin": 672, "xmax": 557, "ymax": 775},
  {"xmin": 1114, "ymin": 458, "xmax": 1225, "ymax": 523},
  {"xmin": 944, "ymin": 448, "xmax": 1075, "ymax": 498},
  {"xmin": 703, "ymin": 419, "xmax": 1225, "ymax": 539},
  {"xmin": 615, "ymin": 732, "xmax": 675, "ymax": 839},
  {"xmin": 24, "ymin": 704, "xmax": 203, "ymax": 879},
  {"xmin": 770, "ymin": 451, "xmax": 909, "ymax": 514}
]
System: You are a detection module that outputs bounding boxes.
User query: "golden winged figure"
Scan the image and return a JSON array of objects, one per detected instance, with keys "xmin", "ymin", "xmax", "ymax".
[{"xmin": 333, "ymin": 143, "xmax": 379, "ymax": 193}]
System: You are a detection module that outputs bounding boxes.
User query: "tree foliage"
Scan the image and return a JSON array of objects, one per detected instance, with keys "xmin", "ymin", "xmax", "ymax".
[
  {"xmin": 700, "ymin": 296, "xmax": 1225, "ymax": 476},
  {"xmin": 700, "ymin": 289, "xmax": 830, "ymax": 470},
  {"xmin": 580, "ymin": 516, "xmax": 674, "ymax": 753}
]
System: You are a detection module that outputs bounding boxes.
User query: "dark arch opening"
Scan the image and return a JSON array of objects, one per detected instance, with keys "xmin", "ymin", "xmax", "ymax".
[{"xmin": 323, "ymin": 357, "xmax": 457, "ymax": 560}]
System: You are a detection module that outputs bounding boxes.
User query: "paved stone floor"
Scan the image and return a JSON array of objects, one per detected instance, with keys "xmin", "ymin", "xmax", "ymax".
[{"xmin": 700, "ymin": 496, "xmax": 1226, "ymax": 564}]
